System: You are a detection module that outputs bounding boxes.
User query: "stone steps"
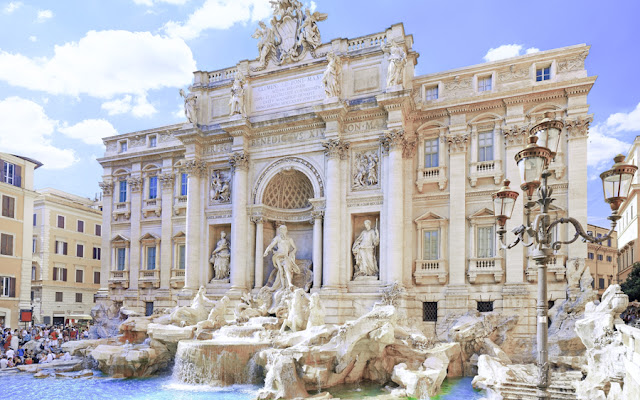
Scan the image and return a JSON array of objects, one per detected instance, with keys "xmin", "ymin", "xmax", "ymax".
[{"xmin": 495, "ymin": 380, "xmax": 577, "ymax": 400}]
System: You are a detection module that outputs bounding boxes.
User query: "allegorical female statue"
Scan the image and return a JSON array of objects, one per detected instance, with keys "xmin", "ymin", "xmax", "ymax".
[
  {"xmin": 386, "ymin": 41, "xmax": 407, "ymax": 87},
  {"xmin": 210, "ymin": 231, "xmax": 231, "ymax": 280},
  {"xmin": 263, "ymin": 225, "xmax": 300, "ymax": 290},
  {"xmin": 229, "ymin": 73, "xmax": 246, "ymax": 116},
  {"xmin": 352, "ymin": 219, "xmax": 380, "ymax": 278},
  {"xmin": 179, "ymin": 89, "xmax": 198, "ymax": 125},
  {"xmin": 322, "ymin": 51, "xmax": 341, "ymax": 98}
]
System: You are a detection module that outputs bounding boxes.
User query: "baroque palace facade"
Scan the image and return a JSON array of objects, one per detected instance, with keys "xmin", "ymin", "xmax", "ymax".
[{"xmin": 97, "ymin": 7, "xmax": 594, "ymax": 347}]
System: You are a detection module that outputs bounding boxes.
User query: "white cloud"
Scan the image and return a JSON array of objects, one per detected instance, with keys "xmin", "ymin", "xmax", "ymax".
[
  {"xmin": 29, "ymin": 36, "xmax": 37, "ymax": 42},
  {"xmin": 0, "ymin": 97, "xmax": 76, "ymax": 169},
  {"xmin": 0, "ymin": 30, "xmax": 196, "ymax": 98},
  {"xmin": 134, "ymin": 0, "xmax": 189, "ymax": 5},
  {"xmin": 36, "ymin": 9, "xmax": 53, "ymax": 23},
  {"xmin": 101, "ymin": 94, "xmax": 157, "ymax": 117},
  {"xmin": 59, "ymin": 119, "xmax": 118, "ymax": 145},
  {"xmin": 4, "ymin": 1, "xmax": 22, "ymax": 14},
  {"xmin": 483, "ymin": 44, "xmax": 540, "ymax": 62},
  {"xmin": 605, "ymin": 102, "xmax": 640, "ymax": 134},
  {"xmin": 163, "ymin": 0, "xmax": 272, "ymax": 40}
]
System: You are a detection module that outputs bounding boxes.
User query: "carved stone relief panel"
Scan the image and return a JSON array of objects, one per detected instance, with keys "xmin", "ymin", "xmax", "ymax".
[
  {"xmin": 209, "ymin": 169, "xmax": 232, "ymax": 205},
  {"xmin": 352, "ymin": 148, "xmax": 380, "ymax": 191},
  {"xmin": 353, "ymin": 66, "xmax": 380, "ymax": 93}
]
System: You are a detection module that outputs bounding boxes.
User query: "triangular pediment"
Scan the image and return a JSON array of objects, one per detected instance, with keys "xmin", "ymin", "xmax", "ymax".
[
  {"xmin": 172, "ymin": 231, "xmax": 186, "ymax": 239},
  {"xmin": 111, "ymin": 234, "xmax": 130, "ymax": 244},
  {"xmin": 415, "ymin": 211, "xmax": 446, "ymax": 224},
  {"xmin": 140, "ymin": 232, "xmax": 160, "ymax": 242},
  {"xmin": 470, "ymin": 208, "xmax": 495, "ymax": 219}
]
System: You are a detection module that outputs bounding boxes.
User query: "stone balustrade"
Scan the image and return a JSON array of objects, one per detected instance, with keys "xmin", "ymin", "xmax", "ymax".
[
  {"xmin": 617, "ymin": 323, "xmax": 640, "ymax": 399},
  {"xmin": 469, "ymin": 159, "xmax": 503, "ymax": 187},
  {"xmin": 348, "ymin": 33, "xmax": 387, "ymax": 52},
  {"xmin": 208, "ymin": 68, "xmax": 238, "ymax": 84},
  {"xmin": 109, "ymin": 270, "xmax": 129, "ymax": 289},
  {"xmin": 139, "ymin": 269, "xmax": 160, "ymax": 288},
  {"xmin": 142, "ymin": 198, "xmax": 162, "ymax": 218},
  {"xmin": 468, "ymin": 257, "xmax": 503, "ymax": 283},
  {"xmin": 414, "ymin": 259, "xmax": 447, "ymax": 284},
  {"xmin": 112, "ymin": 201, "xmax": 131, "ymax": 221},
  {"xmin": 415, "ymin": 166, "xmax": 447, "ymax": 192}
]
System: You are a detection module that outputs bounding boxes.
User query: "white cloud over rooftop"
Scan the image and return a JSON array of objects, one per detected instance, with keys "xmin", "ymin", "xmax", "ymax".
[{"xmin": 483, "ymin": 44, "xmax": 540, "ymax": 62}]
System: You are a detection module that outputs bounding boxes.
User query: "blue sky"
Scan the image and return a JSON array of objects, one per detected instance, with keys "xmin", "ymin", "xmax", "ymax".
[{"xmin": 0, "ymin": 0, "xmax": 639, "ymax": 225}]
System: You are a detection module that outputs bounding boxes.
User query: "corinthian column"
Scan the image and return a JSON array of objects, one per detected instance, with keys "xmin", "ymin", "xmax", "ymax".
[
  {"xmin": 98, "ymin": 181, "xmax": 113, "ymax": 298},
  {"xmin": 322, "ymin": 139, "xmax": 349, "ymax": 289},
  {"xmin": 252, "ymin": 216, "xmax": 264, "ymax": 289},
  {"xmin": 184, "ymin": 160, "xmax": 206, "ymax": 290},
  {"xmin": 229, "ymin": 151, "xmax": 250, "ymax": 292},
  {"xmin": 447, "ymin": 132, "xmax": 470, "ymax": 285},
  {"xmin": 311, "ymin": 210, "xmax": 324, "ymax": 290}
]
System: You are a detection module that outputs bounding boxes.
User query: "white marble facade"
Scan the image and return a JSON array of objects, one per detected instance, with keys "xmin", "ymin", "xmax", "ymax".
[{"xmin": 97, "ymin": 6, "xmax": 594, "ymax": 341}]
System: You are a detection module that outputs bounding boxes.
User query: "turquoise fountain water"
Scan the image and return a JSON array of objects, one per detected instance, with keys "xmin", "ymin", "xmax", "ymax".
[{"xmin": 0, "ymin": 373, "xmax": 484, "ymax": 400}]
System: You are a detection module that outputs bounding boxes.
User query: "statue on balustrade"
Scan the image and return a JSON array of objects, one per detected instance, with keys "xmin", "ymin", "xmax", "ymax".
[
  {"xmin": 263, "ymin": 225, "xmax": 300, "ymax": 290},
  {"xmin": 322, "ymin": 51, "xmax": 341, "ymax": 98},
  {"xmin": 179, "ymin": 89, "xmax": 198, "ymax": 125},
  {"xmin": 386, "ymin": 41, "xmax": 407, "ymax": 88},
  {"xmin": 210, "ymin": 231, "xmax": 231, "ymax": 281},
  {"xmin": 229, "ymin": 73, "xmax": 246, "ymax": 116},
  {"xmin": 252, "ymin": 21, "xmax": 279, "ymax": 69},
  {"xmin": 352, "ymin": 219, "xmax": 380, "ymax": 279}
]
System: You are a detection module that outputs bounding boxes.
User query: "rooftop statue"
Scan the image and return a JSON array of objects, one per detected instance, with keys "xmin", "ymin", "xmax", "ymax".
[
  {"xmin": 179, "ymin": 89, "xmax": 198, "ymax": 125},
  {"xmin": 386, "ymin": 41, "xmax": 407, "ymax": 88}
]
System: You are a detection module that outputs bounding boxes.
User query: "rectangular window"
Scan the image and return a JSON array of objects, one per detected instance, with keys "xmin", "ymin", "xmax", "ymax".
[
  {"xmin": 119, "ymin": 180, "xmax": 127, "ymax": 203},
  {"xmin": 76, "ymin": 269, "xmax": 83, "ymax": 283},
  {"xmin": 55, "ymin": 292, "xmax": 63, "ymax": 302},
  {"xmin": 94, "ymin": 271, "xmax": 100, "ymax": 284},
  {"xmin": 1, "ymin": 195, "xmax": 15, "ymax": 218},
  {"xmin": 425, "ymin": 85, "xmax": 438, "ymax": 101},
  {"xmin": 145, "ymin": 302, "xmax": 154, "ymax": 317},
  {"xmin": 55, "ymin": 240, "xmax": 68, "ymax": 255},
  {"xmin": 120, "ymin": 141, "xmax": 127, "ymax": 153},
  {"xmin": 588, "ymin": 252, "xmax": 594, "ymax": 260},
  {"xmin": 149, "ymin": 136, "xmax": 157, "ymax": 148},
  {"xmin": 3, "ymin": 162, "xmax": 15, "ymax": 185},
  {"xmin": 422, "ymin": 302, "xmax": 437, "ymax": 322},
  {"xmin": 477, "ymin": 226, "xmax": 495, "ymax": 258},
  {"xmin": 478, "ymin": 76, "xmax": 492, "ymax": 92},
  {"xmin": 75, "ymin": 293, "xmax": 82, "ymax": 303},
  {"xmin": 477, "ymin": 301, "xmax": 494, "ymax": 313},
  {"xmin": 178, "ymin": 244, "xmax": 186, "ymax": 269},
  {"xmin": 93, "ymin": 247, "xmax": 101, "ymax": 260},
  {"xmin": 33, "ymin": 213, "xmax": 36, "ymax": 226},
  {"xmin": 599, "ymin": 278, "xmax": 605, "ymax": 289},
  {"xmin": 607, "ymin": 255, "xmax": 612, "ymax": 262},
  {"xmin": 536, "ymin": 66, "xmax": 551, "ymax": 82},
  {"xmin": 478, "ymin": 131, "xmax": 494, "ymax": 162},
  {"xmin": 0, "ymin": 233, "xmax": 13, "ymax": 256},
  {"xmin": 597, "ymin": 254, "xmax": 603, "ymax": 261},
  {"xmin": 57, "ymin": 215, "xmax": 65, "ymax": 229},
  {"xmin": 148, "ymin": 176, "xmax": 158, "ymax": 199},
  {"xmin": 0, "ymin": 276, "xmax": 16, "ymax": 297},
  {"xmin": 424, "ymin": 138, "xmax": 439, "ymax": 168},
  {"xmin": 608, "ymin": 238, "xmax": 612, "ymax": 247},
  {"xmin": 32, "ymin": 237, "xmax": 37, "ymax": 253},
  {"xmin": 181, "ymin": 173, "xmax": 188, "ymax": 196},
  {"xmin": 422, "ymin": 230, "xmax": 439, "ymax": 260},
  {"xmin": 117, "ymin": 248, "xmax": 126, "ymax": 271},
  {"xmin": 147, "ymin": 246, "xmax": 156, "ymax": 270},
  {"xmin": 77, "ymin": 220, "xmax": 84, "ymax": 233},
  {"xmin": 95, "ymin": 224, "xmax": 102, "ymax": 236},
  {"xmin": 76, "ymin": 244, "xmax": 84, "ymax": 258},
  {"xmin": 31, "ymin": 266, "xmax": 36, "ymax": 280}
]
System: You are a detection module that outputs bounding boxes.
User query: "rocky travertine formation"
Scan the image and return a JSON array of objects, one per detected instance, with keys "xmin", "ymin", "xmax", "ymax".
[
  {"xmin": 90, "ymin": 339, "xmax": 171, "ymax": 378},
  {"xmin": 574, "ymin": 284, "xmax": 629, "ymax": 400}
]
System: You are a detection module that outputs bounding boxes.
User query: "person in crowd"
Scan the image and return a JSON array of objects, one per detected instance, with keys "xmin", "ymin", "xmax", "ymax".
[{"xmin": 0, "ymin": 355, "xmax": 8, "ymax": 369}]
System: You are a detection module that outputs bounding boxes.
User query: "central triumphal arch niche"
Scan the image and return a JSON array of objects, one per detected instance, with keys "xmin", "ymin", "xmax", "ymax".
[{"xmin": 255, "ymin": 162, "xmax": 323, "ymax": 290}]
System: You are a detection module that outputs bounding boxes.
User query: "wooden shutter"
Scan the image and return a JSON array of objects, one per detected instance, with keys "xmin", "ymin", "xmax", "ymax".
[
  {"xmin": 0, "ymin": 160, "xmax": 4, "ymax": 183},
  {"xmin": 63, "ymin": 242, "xmax": 68, "ymax": 255},
  {"xmin": 1, "ymin": 234, "xmax": 13, "ymax": 256},
  {"xmin": 62, "ymin": 268, "xmax": 68, "ymax": 282},
  {"xmin": 76, "ymin": 269, "xmax": 83, "ymax": 283},
  {"xmin": 8, "ymin": 277, "xmax": 15, "ymax": 298},
  {"xmin": 14, "ymin": 165, "xmax": 21, "ymax": 187},
  {"xmin": 53, "ymin": 267, "xmax": 58, "ymax": 281},
  {"xmin": 1, "ymin": 196, "xmax": 7, "ymax": 217},
  {"xmin": 94, "ymin": 271, "xmax": 100, "ymax": 284}
]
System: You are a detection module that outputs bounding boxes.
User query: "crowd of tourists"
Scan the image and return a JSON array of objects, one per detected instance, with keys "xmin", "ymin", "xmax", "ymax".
[
  {"xmin": 0, "ymin": 325, "xmax": 89, "ymax": 369},
  {"xmin": 622, "ymin": 307, "xmax": 640, "ymax": 326}
]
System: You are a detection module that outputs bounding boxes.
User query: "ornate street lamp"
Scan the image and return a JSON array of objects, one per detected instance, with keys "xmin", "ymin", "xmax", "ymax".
[{"xmin": 492, "ymin": 118, "xmax": 637, "ymax": 400}]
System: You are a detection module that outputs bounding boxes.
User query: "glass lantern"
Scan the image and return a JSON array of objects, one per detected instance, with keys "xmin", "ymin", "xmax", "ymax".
[
  {"xmin": 493, "ymin": 180, "xmax": 519, "ymax": 228},
  {"xmin": 530, "ymin": 112, "xmax": 564, "ymax": 157},
  {"xmin": 514, "ymin": 135, "xmax": 552, "ymax": 198},
  {"xmin": 600, "ymin": 154, "xmax": 638, "ymax": 213}
]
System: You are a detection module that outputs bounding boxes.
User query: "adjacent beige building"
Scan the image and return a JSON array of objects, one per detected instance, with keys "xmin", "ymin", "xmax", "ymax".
[
  {"xmin": 586, "ymin": 223, "xmax": 618, "ymax": 297},
  {"xmin": 98, "ymin": 16, "xmax": 594, "ymax": 357},
  {"xmin": 618, "ymin": 136, "xmax": 640, "ymax": 284},
  {"xmin": 32, "ymin": 189, "xmax": 102, "ymax": 325},
  {"xmin": 0, "ymin": 152, "xmax": 41, "ymax": 329}
]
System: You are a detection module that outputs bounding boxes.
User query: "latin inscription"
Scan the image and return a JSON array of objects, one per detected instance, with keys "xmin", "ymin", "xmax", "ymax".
[
  {"xmin": 205, "ymin": 142, "xmax": 233, "ymax": 154},
  {"xmin": 252, "ymin": 74, "xmax": 324, "ymax": 112},
  {"xmin": 345, "ymin": 119, "xmax": 386, "ymax": 133},
  {"xmin": 250, "ymin": 129, "xmax": 324, "ymax": 148}
]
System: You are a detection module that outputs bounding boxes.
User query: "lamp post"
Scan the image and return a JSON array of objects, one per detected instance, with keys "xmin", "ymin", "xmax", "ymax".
[{"xmin": 492, "ymin": 116, "xmax": 637, "ymax": 400}]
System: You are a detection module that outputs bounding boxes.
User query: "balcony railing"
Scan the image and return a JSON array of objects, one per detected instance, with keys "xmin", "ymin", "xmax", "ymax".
[
  {"xmin": 209, "ymin": 68, "xmax": 238, "ymax": 83},
  {"xmin": 414, "ymin": 260, "xmax": 447, "ymax": 284},
  {"xmin": 170, "ymin": 268, "xmax": 185, "ymax": 289},
  {"xmin": 139, "ymin": 269, "xmax": 160, "ymax": 288},
  {"xmin": 112, "ymin": 202, "xmax": 131, "ymax": 221},
  {"xmin": 468, "ymin": 257, "xmax": 503, "ymax": 283},
  {"xmin": 416, "ymin": 166, "xmax": 447, "ymax": 192},
  {"xmin": 143, "ymin": 198, "xmax": 161, "ymax": 218},
  {"xmin": 173, "ymin": 195, "xmax": 187, "ymax": 216},
  {"xmin": 348, "ymin": 33, "xmax": 387, "ymax": 52},
  {"xmin": 469, "ymin": 159, "xmax": 503, "ymax": 187},
  {"xmin": 109, "ymin": 270, "xmax": 129, "ymax": 289}
]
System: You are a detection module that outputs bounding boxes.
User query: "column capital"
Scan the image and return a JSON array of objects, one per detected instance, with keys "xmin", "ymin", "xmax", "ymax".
[
  {"xmin": 184, "ymin": 159, "xmax": 207, "ymax": 177},
  {"xmin": 503, "ymin": 125, "xmax": 529, "ymax": 148},
  {"xmin": 127, "ymin": 176, "xmax": 142, "ymax": 192},
  {"xmin": 251, "ymin": 216, "xmax": 265, "ymax": 224},
  {"xmin": 311, "ymin": 210, "xmax": 325, "ymax": 220},
  {"xmin": 229, "ymin": 151, "xmax": 250, "ymax": 171},
  {"xmin": 565, "ymin": 115, "xmax": 593, "ymax": 140},
  {"xmin": 322, "ymin": 138, "xmax": 350, "ymax": 160},
  {"xmin": 159, "ymin": 173, "xmax": 175, "ymax": 189},
  {"xmin": 99, "ymin": 181, "xmax": 113, "ymax": 196},
  {"xmin": 446, "ymin": 133, "xmax": 470, "ymax": 153}
]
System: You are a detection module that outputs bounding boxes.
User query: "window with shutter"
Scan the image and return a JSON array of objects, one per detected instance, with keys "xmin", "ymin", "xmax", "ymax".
[
  {"xmin": 55, "ymin": 292, "xmax": 63, "ymax": 302},
  {"xmin": 0, "ymin": 233, "xmax": 13, "ymax": 256},
  {"xmin": 76, "ymin": 269, "xmax": 83, "ymax": 283},
  {"xmin": 57, "ymin": 215, "xmax": 65, "ymax": 229},
  {"xmin": 95, "ymin": 224, "xmax": 102, "ymax": 236},
  {"xmin": 76, "ymin": 293, "xmax": 82, "ymax": 303},
  {"xmin": 94, "ymin": 271, "xmax": 100, "ymax": 284},
  {"xmin": 1, "ymin": 196, "xmax": 15, "ymax": 218},
  {"xmin": 77, "ymin": 220, "xmax": 84, "ymax": 232},
  {"xmin": 77, "ymin": 244, "xmax": 84, "ymax": 257}
]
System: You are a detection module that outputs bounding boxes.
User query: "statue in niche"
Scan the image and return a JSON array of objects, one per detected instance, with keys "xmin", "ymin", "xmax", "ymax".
[
  {"xmin": 322, "ymin": 52, "xmax": 341, "ymax": 98},
  {"xmin": 263, "ymin": 225, "xmax": 300, "ymax": 290},
  {"xmin": 352, "ymin": 219, "xmax": 380, "ymax": 279},
  {"xmin": 353, "ymin": 152, "xmax": 379, "ymax": 188},
  {"xmin": 229, "ymin": 73, "xmax": 246, "ymax": 116},
  {"xmin": 298, "ymin": 8, "xmax": 327, "ymax": 49},
  {"xmin": 210, "ymin": 231, "xmax": 231, "ymax": 281},
  {"xmin": 210, "ymin": 171, "xmax": 230, "ymax": 203},
  {"xmin": 179, "ymin": 89, "xmax": 198, "ymax": 125},
  {"xmin": 252, "ymin": 21, "xmax": 279, "ymax": 69},
  {"xmin": 386, "ymin": 41, "xmax": 407, "ymax": 88}
]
